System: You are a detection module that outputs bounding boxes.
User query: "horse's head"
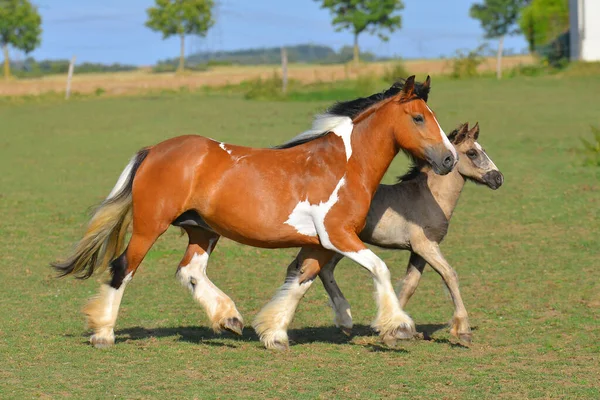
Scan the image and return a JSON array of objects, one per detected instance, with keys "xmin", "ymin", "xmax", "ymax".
[
  {"xmin": 450, "ymin": 122, "xmax": 504, "ymax": 190},
  {"xmin": 384, "ymin": 75, "xmax": 457, "ymax": 175}
]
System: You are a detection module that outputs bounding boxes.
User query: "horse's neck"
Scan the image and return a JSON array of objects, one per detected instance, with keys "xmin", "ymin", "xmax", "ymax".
[
  {"xmin": 423, "ymin": 167, "xmax": 466, "ymax": 220},
  {"xmin": 348, "ymin": 116, "xmax": 399, "ymax": 194}
]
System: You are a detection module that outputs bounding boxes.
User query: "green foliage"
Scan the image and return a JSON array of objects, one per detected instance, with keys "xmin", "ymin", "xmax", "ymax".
[
  {"xmin": 382, "ymin": 61, "xmax": 409, "ymax": 83},
  {"xmin": 578, "ymin": 126, "xmax": 600, "ymax": 166},
  {"xmin": 315, "ymin": 0, "xmax": 404, "ymax": 63},
  {"xmin": 151, "ymin": 62, "xmax": 208, "ymax": 73},
  {"xmin": 0, "ymin": 0, "xmax": 42, "ymax": 78},
  {"xmin": 145, "ymin": 0, "xmax": 214, "ymax": 39},
  {"xmin": 10, "ymin": 57, "xmax": 137, "ymax": 78},
  {"xmin": 469, "ymin": 0, "xmax": 525, "ymax": 38},
  {"xmin": 146, "ymin": 0, "xmax": 214, "ymax": 71},
  {"xmin": 449, "ymin": 45, "xmax": 487, "ymax": 79},
  {"xmin": 244, "ymin": 72, "xmax": 290, "ymax": 100},
  {"xmin": 519, "ymin": 0, "xmax": 568, "ymax": 49}
]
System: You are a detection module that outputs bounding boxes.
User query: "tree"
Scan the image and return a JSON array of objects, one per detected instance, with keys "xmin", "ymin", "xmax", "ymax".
[
  {"xmin": 315, "ymin": 0, "xmax": 404, "ymax": 67},
  {"xmin": 146, "ymin": 0, "xmax": 214, "ymax": 73},
  {"xmin": 470, "ymin": 0, "xmax": 524, "ymax": 79},
  {"xmin": 519, "ymin": 0, "xmax": 568, "ymax": 53},
  {"xmin": 0, "ymin": 0, "xmax": 42, "ymax": 80}
]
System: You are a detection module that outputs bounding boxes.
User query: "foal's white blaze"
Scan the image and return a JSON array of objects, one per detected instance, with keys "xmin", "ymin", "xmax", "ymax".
[
  {"xmin": 475, "ymin": 142, "xmax": 499, "ymax": 170},
  {"xmin": 284, "ymin": 175, "xmax": 346, "ymax": 247},
  {"xmin": 219, "ymin": 142, "xmax": 233, "ymax": 155},
  {"xmin": 426, "ymin": 105, "xmax": 457, "ymax": 160}
]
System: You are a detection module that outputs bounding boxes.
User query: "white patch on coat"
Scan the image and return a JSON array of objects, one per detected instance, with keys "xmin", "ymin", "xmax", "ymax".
[
  {"xmin": 101, "ymin": 272, "xmax": 133, "ymax": 326},
  {"xmin": 219, "ymin": 142, "xmax": 233, "ymax": 155},
  {"xmin": 284, "ymin": 176, "xmax": 346, "ymax": 245},
  {"xmin": 279, "ymin": 114, "xmax": 354, "ymax": 160},
  {"xmin": 475, "ymin": 142, "xmax": 498, "ymax": 170},
  {"xmin": 426, "ymin": 105, "xmax": 457, "ymax": 160}
]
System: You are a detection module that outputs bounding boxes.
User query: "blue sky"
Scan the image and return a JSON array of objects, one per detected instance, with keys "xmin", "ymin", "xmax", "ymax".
[{"xmin": 21, "ymin": 0, "xmax": 528, "ymax": 65}]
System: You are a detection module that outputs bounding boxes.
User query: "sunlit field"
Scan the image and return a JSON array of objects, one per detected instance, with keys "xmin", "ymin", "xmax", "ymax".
[{"xmin": 1, "ymin": 75, "xmax": 598, "ymax": 398}]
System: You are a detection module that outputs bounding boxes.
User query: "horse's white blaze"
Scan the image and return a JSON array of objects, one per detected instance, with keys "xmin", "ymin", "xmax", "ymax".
[
  {"xmin": 340, "ymin": 249, "xmax": 414, "ymax": 334},
  {"xmin": 475, "ymin": 142, "xmax": 498, "ymax": 170},
  {"xmin": 219, "ymin": 142, "xmax": 233, "ymax": 155},
  {"xmin": 253, "ymin": 275, "xmax": 314, "ymax": 348},
  {"xmin": 107, "ymin": 157, "xmax": 135, "ymax": 199},
  {"xmin": 426, "ymin": 105, "xmax": 457, "ymax": 160},
  {"xmin": 284, "ymin": 176, "xmax": 346, "ymax": 246}
]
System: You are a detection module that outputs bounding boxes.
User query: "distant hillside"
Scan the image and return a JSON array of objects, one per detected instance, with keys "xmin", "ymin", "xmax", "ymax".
[{"xmin": 157, "ymin": 44, "xmax": 377, "ymax": 66}]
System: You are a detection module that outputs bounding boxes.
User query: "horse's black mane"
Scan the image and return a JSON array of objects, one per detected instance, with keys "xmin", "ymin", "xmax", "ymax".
[
  {"xmin": 274, "ymin": 79, "xmax": 430, "ymax": 149},
  {"xmin": 396, "ymin": 127, "xmax": 460, "ymax": 183}
]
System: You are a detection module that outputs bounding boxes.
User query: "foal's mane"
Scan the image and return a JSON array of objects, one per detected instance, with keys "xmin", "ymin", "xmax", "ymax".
[
  {"xmin": 396, "ymin": 127, "xmax": 461, "ymax": 183},
  {"xmin": 274, "ymin": 79, "xmax": 430, "ymax": 150}
]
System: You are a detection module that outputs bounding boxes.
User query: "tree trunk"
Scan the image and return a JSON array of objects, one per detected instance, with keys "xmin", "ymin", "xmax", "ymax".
[
  {"xmin": 2, "ymin": 44, "xmax": 10, "ymax": 80},
  {"xmin": 496, "ymin": 35, "xmax": 504, "ymax": 80},
  {"xmin": 178, "ymin": 34, "xmax": 185, "ymax": 73},
  {"xmin": 353, "ymin": 33, "xmax": 359, "ymax": 69}
]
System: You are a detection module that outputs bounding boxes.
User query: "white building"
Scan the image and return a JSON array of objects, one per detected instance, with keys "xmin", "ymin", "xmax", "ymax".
[{"xmin": 570, "ymin": 0, "xmax": 600, "ymax": 61}]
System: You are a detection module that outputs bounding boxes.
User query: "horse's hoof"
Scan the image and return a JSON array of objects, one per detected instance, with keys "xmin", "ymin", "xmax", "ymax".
[
  {"xmin": 393, "ymin": 326, "xmax": 415, "ymax": 340},
  {"xmin": 222, "ymin": 317, "xmax": 244, "ymax": 336},
  {"xmin": 90, "ymin": 334, "xmax": 114, "ymax": 349},
  {"xmin": 266, "ymin": 340, "xmax": 289, "ymax": 351},
  {"xmin": 340, "ymin": 326, "xmax": 353, "ymax": 337},
  {"xmin": 458, "ymin": 332, "xmax": 472, "ymax": 344}
]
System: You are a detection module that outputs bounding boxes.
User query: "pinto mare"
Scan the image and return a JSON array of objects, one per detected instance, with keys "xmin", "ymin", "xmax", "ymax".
[
  {"xmin": 316, "ymin": 122, "xmax": 504, "ymax": 343},
  {"xmin": 52, "ymin": 76, "xmax": 457, "ymax": 349}
]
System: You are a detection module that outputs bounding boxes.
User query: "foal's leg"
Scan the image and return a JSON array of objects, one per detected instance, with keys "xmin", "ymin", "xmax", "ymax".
[
  {"xmin": 415, "ymin": 243, "xmax": 472, "ymax": 343},
  {"xmin": 318, "ymin": 254, "xmax": 353, "ymax": 335},
  {"xmin": 84, "ymin": 226, "xmax": 166, "ymax": 348},
  {"xmin": 176, "ymin": 228, "xmax": 244, "ymax": 335},
  {"xmin": 397, "ymin": 253, "xmax": 427, "ymax": 309},
  {"xmin": 253, "ymin": 247, "xmax": 334, "ymax": 350}
]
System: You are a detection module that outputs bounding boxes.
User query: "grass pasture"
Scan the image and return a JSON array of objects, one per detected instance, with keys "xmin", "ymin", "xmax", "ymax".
[{"xmin": 1, "ymin": 76, "xmax": 599, "ymax": 399}]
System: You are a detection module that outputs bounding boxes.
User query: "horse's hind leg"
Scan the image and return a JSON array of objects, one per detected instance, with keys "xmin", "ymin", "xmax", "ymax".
[
  {"xmin": 253, "ymin": 247, "xmax": 334, "ymax": 350},
  {"xmin": 84, "ymin": 228, "xmax": 164, "ymax": 348},
  {"xmin": 318, "ymin": 254, "xmax": 353, "ymax": 335},
  {"xmin": 176, "ymin": 227, "xmax": 243, "ymax": 335}
]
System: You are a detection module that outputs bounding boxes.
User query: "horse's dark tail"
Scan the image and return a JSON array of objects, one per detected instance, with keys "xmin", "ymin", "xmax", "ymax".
[{"xmin": 51, "ymin": 148, "xmax": 150, "ymax": 279}]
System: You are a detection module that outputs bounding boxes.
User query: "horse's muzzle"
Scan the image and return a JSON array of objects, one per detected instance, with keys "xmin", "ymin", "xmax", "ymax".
[
  {"xmin": 483, "ymin": 170, "xmax": 504, "ymax": 190},
  {"xmin": 424, "ymin": 145, "xmax": 457, "ymax": 176}
]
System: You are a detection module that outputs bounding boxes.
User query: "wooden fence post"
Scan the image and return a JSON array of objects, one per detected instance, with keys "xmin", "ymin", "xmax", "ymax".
[
  {"xmin": 281, "ymin": 47, "xmax": 288, "ymax": 94},
  {"xmin": 65, "ymin": 56, "xmax": 76, "ymax": 100}
]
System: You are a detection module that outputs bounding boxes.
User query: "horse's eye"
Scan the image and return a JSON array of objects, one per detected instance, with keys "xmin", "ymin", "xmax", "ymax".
[
  {"xmin": 466, "ymin": 149, "xmax": 477, "ymax": 159},
  {"xmin": 412, "ymin": 115, "xmax": 424, "ymax": 124}
]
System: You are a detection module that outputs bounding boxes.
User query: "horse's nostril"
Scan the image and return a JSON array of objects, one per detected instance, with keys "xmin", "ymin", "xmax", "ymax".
[
  {"xmin": 495, "ymin": 174, "xmax": 503, "ymax": 184},
  {"xmin": 443, "ymin": 155, "xmax": 453, "ymax": 168}
]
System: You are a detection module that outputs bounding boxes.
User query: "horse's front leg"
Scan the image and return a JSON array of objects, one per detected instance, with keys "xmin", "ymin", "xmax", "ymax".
[
  {"xmin": 415, "ymin": 242, "xmax": 472, "ymax": 344},
  {"xmin": 253, "ymin": 247, "xmax": 335, "ymax": 350},
  {"xmin": 328, "ymin": 233, "xmax": 416, "ymax": 346},
  {"xmin": 318, "ymin": 254, "xmax": 353, "ymax": 335}
]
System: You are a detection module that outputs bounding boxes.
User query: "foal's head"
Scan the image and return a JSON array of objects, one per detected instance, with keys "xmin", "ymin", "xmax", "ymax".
[
  {"xmin": 356, "ymin": 76, "xmax": 457, "ymax": 175},
  {"xmin": 450, "ymin": 123, "xmax": 504, "ymax": 190}
]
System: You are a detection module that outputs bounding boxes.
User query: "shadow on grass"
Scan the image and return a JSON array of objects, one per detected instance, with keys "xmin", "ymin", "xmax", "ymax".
[{"xmin": 107, "ymin": 322, "xmax": 452, "ymax": 350}]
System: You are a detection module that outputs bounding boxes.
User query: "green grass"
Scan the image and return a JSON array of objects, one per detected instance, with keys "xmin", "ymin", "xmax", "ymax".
[{"xmin": 1, "ymin": 76, "xmax": 599, "ymax": 399}]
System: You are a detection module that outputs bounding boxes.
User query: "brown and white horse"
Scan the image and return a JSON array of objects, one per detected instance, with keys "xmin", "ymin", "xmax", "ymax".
[{"xmin": 52, "ymin": 76, "xmax": 457, "ymax": 349}]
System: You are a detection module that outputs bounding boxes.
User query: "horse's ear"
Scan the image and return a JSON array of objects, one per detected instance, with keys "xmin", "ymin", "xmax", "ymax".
[
  {"xmin": 449, "ymin": 122, "xmax": 469, "ymax": 144},
  {"xmin": 400, "ymin": 75, "xmax": 416, "ymax": 98},
  {"xmin": 422, "ymin": 75, "xmax": 431, "ymax": 90},
  {"xmin": 469, "ymin": 122, "xmax": 480, "ymax": 140}
]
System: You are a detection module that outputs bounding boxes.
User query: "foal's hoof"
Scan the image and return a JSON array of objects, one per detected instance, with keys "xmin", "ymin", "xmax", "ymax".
[
  {"xmin": 90, "ymin": 334, "xmax": 114, "ymax": 349},
  {"xmin": 340, "ymin": 326, "xmax": 353, "ymax": 337},
  {"xmin": 222, "ymin": 317, "xmax": 244, "ymax": 336}
]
